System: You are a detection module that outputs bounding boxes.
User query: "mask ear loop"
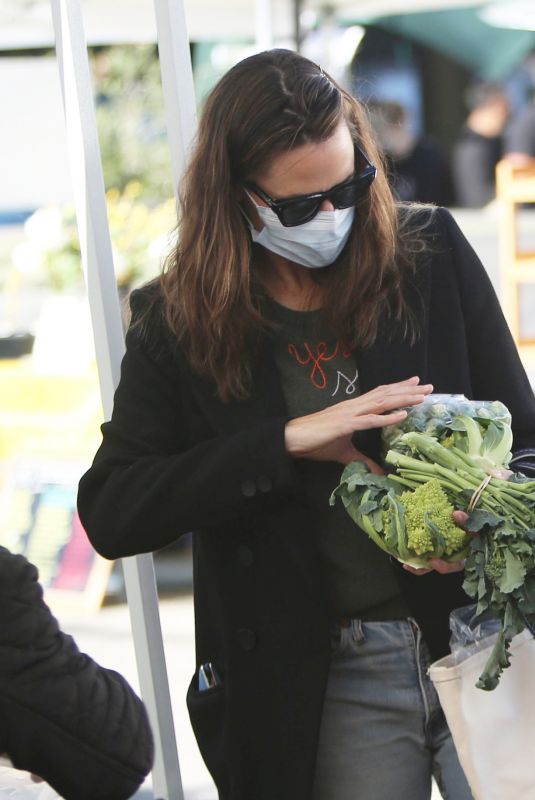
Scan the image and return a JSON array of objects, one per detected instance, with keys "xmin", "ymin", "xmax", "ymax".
[
  {"xmin": 239, "ymin": 190, "xmax": 275, "ymax": 240},
  {"xmin": 238, "ymin": 204, "xmax": 254, "ymax": 226},
  {"xmin": 243, "ymin": 188, "xmax": 259, "ymax": 207}
]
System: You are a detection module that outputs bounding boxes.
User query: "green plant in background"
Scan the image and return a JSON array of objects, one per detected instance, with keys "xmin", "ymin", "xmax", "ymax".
[
  {"xmin": 92, "ymin": 44, "xmax": 173, "ymax": 202},
  {"xmin": 36, "ymin": 206, "xmax": 80, "ymax": 293},
  {"xmin": 19, "ymin": 183, "xmax": 176, "ymax": 292},
  {"xmin": 9, "ymin": 44, "xmax": 178, "ymax": 296},
  {"xmin": 104, "ymin": 181, "xmax": 175, "ymax": 288}
]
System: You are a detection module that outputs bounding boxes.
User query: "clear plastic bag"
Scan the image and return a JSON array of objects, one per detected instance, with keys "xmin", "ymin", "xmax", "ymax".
[
  {"xmin": 381, "ymin": 392, "xmax": 511, "ymax": 455},
  {"xmin": 447, "ymin": 604, "xmax": 501, "ymax": 666}
]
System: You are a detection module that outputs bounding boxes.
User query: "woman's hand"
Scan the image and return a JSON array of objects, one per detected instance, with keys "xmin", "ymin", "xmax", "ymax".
[
  {"xmin": 284, "ymin": 376, "xmax": 433, "ymax": 465},
  {"xmin": 402, "ymin": 510, "xmax": 471, "ymax": 576},
  {"xmin": 402, "ymin": 559, "xmax": 465, "ymax": 576}
]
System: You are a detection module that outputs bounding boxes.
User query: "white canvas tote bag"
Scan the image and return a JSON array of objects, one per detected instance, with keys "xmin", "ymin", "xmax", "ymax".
[{"xmin": 429, "ymin": 629, "xmax": 535, "ymax": 800}]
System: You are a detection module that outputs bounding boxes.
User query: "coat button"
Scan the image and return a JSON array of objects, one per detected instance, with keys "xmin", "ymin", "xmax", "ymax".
[
  {"xmin": 241, "ymin": 479, "xmax": 256, "ymax": 497},
  {"xmin": 237, "ymin": 628, "xmax": 257, "ymax": 651},
  {"xmin": 236, "ymin": 544, "xmax": 254, "ymax": 567},
  {"xmin": 257, "ymin": 475, "xmax": 272, "ymax": 493}
]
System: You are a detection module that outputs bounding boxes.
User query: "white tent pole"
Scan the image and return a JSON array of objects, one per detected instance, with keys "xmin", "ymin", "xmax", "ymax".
[
  {"xmin": 50, "ymin": 2, "xmax": 183, "ymax": 798},
  {"xmin": 50, "ymin": 0, "xmax": 123, "ymax": 404},
  {"xmin": 153, "ymin": 0, "xmax": 197, "ymax": 201},
  {"xmin": 255, "ymin": 0, "xmax": 274, "ymax": 50}
]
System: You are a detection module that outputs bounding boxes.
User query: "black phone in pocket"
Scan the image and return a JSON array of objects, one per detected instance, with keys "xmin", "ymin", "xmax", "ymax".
[{"xmin": 198, "ymin": 662, "xmax": 221, "ymax": 691}]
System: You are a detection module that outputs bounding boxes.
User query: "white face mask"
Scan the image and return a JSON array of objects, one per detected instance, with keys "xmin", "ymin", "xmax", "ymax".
[{"xmin": 245, "ymin": 197, "xmax": 355, "ymax": 269}]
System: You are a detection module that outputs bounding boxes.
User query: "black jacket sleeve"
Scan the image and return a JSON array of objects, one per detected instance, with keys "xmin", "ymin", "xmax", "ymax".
[
  {"xmin": 78, "ymin": 290, "xmax": 299, "ymax": 559},
  {"xmin": 0, "ymin": 547, "xmax": 154, "ymax": 800},
  {"xmin": 437, "ymin": 207, "xmax": 535, "ymax": 473}
]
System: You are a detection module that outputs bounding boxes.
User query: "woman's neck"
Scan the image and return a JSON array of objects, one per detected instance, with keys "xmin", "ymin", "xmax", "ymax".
[{"xmin": 255, "ymin": 250, "xmax": 324, "ymax": 311}]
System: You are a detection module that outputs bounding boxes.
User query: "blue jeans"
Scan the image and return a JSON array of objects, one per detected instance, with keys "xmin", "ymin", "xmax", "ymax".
[{"xmin": 312, "ymin": 619, "xmax": 474, "ymax": 800}]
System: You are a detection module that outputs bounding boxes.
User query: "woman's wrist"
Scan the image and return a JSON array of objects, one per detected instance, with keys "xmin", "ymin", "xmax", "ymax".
[{"xmin": 284, "ymin": 418, "xmax": 303, "ymax": 457}]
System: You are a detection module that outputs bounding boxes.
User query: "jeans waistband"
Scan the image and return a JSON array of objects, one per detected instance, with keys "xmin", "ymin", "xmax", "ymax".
[
  {"xmin": 338, "ymin": 616, "xmax": 419, "ymax": 632},
  {"xmin": 336, "ymin": 593, "xmax": 411, "ymax": 624}
]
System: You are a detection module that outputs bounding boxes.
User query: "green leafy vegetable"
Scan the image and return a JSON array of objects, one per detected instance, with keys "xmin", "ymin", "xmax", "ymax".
[
  {"xmin": 330, "ymin": 462, "xmax": 470, "ymax": 569},
  {"xmin": 331, "ymin": 393, "xmax": 535, "ymax": 691}
]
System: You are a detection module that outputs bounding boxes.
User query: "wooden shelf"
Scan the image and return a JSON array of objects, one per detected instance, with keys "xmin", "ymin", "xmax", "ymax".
[
  {"xmin": 508, "ymin": 264, "xmax": 535, "ymax": 283},
  {"xmin": 496, "ymin": 160, "xmax": 535, "ymax": 343},
  {"xmin": 496, "ymin": 163, "xmax": 535, "ymax": 201},
  {"xmin": 514, "ymin": 251, "xmax": 535, "ymax": 264}
]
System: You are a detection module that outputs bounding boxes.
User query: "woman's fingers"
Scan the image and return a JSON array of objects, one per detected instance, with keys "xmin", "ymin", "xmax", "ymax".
[
  {"xmin": 452, "ymin": 509, "xmax": 479, "ymax": 538},
  {"xmin": 352, "ymin": 410, "xmax": 408, "ymax": 430},
  {"xmin": 403, "ymin": 558, "xmax": 465, "ymax": 576},
  {"xmin": 428, "ymin": 558, "xmax": 465, "ymax": 574},
  {"xmin": 489, "ymin": 467, "xmax": 514, "ymax": 480},
  {"xmin": 403, "ymin": 564, "xmax": 433, "ymax": 576},
  {"xmin": 370, "ymin": 376, "xmax": 432, "ymax": 394},
  {"xmin": 452, "ymin": 510, "xmax": 469, "ymax": 528},
  {"xmin": 377, "ymin": 375, "xmax": 424, "ymax": 388},
  {"xmin": 347, "ymin": 381, "xmax": 433, "ymax": 417},
  {"xmin": 331, "ymin": 377, "xmax": 433, "ymax": 423}
]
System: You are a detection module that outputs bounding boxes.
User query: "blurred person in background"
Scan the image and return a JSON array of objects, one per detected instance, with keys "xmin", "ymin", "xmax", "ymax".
[
  {"xmin": 0, "ymin": 546, "xmax": 153, "ymax": 799},
  {"xmin": 368, "ymin": 99, "xmax": 455, "ymax": 207},
  {"xmin": 78, "ymin": 49, "xmax": 535, "ymax": 800},
  {"xmin": 452, "ymin": 82, "xmax": 509, "ymax": 207},
  {"xmin": 504, "ymin": 88, "xmax": 535, "ymax": 167}
]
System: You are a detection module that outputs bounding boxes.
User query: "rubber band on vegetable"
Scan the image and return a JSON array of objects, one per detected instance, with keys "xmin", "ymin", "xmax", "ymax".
[{"xmin": 468, "ymin": 475, "xmax": 492, "ymax": 512}]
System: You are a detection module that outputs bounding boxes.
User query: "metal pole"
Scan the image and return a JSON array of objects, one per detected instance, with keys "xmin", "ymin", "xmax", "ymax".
[
  {"xmin": 50, "ymin": 0, "xmax": 123, "ymax": 408},
  {"xmin": 50, "ymin": 2, "xmax": 183, "ymax": 798},
  {"xmin": 255, "ymin": 0, "xmax": 274, "ymax": 51},
  {"xmin": 293, "ymin": 0, "xmax": 303, "ymax": 52},
  {"xmin": 153, "ymin": 0, "xmax": 197, "ymax": 203},
  {"xmin": 121, "ymin": 555, "xmax": 184, "ymax": 799}
]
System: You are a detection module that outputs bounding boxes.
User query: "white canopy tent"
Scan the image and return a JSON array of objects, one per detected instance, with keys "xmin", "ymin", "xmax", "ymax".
[
  {"xmin": 0, "ymin": 0, "xmax": 513, "ymax": 49},
  {"xmin": 12, "ymin": 0, "xmax": 535, "ymax": 798}
]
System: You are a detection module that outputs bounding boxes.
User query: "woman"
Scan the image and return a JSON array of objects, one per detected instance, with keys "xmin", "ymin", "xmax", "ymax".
[{"xmin": 78, "ymin": 50, "xmax": 535, "ymax": 799}]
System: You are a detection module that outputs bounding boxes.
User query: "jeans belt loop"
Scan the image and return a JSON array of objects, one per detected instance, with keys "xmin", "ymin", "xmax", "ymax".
[
  {"xmin": 339, "ymin": 618, "xmax": 366, "ymax": 644},
  {"xmin": 353, "ymin": 618, "xmax": 366, "ymax": 645}
]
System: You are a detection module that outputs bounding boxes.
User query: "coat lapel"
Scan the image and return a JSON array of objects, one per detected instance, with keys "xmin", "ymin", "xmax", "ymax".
[
  {"xmin": 353, "ymin": 271, "xmax": 430, "ymax": 461},
  {"xmin": 188, "ymin": 335, "xmax": 288, "ymax": 436},
  {"xmin": 357, "ymin": 319, "xmax": 428, "ymax": 393},
  {"xmin": 357, "ymin": 269, "xmax": 430, "ymax": 393}
]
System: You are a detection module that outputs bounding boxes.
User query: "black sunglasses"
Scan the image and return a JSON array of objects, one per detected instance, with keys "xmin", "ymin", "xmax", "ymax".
[{"xmin": 245, "ymin": 146, "xmax": 377, "ymax": 227}]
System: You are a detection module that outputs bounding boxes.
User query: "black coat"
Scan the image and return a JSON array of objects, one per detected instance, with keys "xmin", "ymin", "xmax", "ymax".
[
  {"xmin": 78, "ymin": 207, "xmax": 535, "ymax": 800},
  {"xmin": 0, "ymin": 547, "xmax": 154, "ymax": 800}
]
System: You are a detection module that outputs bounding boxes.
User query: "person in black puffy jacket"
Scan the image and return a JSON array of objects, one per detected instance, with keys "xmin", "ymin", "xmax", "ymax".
[{"xmin": 0, "ymin": 546, "xmax": 154, "ymax": 800}]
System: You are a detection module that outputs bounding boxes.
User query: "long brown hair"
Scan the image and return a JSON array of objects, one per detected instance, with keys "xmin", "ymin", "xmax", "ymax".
[{"xmin": 160, "ymin": 49, "xmax": 423, "ymax": 401}]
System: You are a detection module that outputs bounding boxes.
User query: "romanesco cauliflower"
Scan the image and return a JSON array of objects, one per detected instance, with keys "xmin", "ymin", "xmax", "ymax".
[{"xmin": 400, "ymin": 479, "xmax": 468, "ymax": 557}]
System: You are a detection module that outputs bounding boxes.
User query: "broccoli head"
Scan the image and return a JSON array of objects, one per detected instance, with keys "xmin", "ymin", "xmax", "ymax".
[
  {"xmin": 400, "ymin": 479, "xmax": 469, "ymax": 558},
  {"xmin": 485, "ymin": 549, "xmax": 506, "ymax": 583}
]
